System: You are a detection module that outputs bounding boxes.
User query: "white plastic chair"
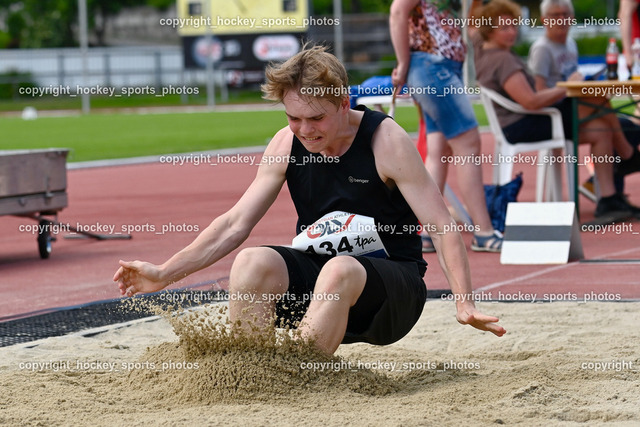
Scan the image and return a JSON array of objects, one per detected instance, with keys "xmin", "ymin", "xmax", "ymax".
[{"xmin": 479, "ymin": 86, "xmax": 575, "ymax": 202}]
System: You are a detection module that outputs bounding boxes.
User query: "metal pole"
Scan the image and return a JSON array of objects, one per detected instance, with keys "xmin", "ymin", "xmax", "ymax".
[
  {"xmin": 333, "ymin": 0, "xmax": 344, "ymax": 63},
  {"xmin": 462, "ymin": 0, "xmax": 470, "ymax": 87},
  {"xmin": 58, "ymin": 54, "xmax": 66, "ymax": 86},
  {"xmin": 103, "ymin": 53, "xmax": 111, "ymax": 87},
  {"xmin": 78, "ymin": 0, "xmax": 90, "ymax": 114},
  {"xmin": 154, "ymin": 51, "xmax": 162, "ymax": 91},
  {"xmin": 205, "ymin": 0, "xmax": 215, "ymax": 108}
]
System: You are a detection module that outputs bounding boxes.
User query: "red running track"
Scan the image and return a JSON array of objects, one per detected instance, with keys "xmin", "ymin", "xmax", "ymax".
[{"xmin": 1, "ymin": 132, "xmax": 639, "ymax": 320}]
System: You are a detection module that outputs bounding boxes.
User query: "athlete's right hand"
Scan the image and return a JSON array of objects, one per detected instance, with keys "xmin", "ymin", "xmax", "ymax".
[{"xmin": 113, "ymin": 260, "xmax": 167, "ymax": 297}]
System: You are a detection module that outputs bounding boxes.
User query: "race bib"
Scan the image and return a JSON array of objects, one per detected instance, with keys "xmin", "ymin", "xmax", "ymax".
[{"xmin": 291, "ymin": 211, "xmax": 389, "ymax": 258}]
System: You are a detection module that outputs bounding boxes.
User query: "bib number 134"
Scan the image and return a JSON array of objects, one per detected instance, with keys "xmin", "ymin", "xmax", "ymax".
[{"xmin": 305, "ymin": 236, "xmax": 354, "ymax": 256}]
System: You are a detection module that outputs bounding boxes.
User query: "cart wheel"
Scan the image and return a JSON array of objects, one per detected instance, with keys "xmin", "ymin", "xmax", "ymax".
[{"xmin": 38, "ymin": 219, "xmax": 52, "ymax": 259}]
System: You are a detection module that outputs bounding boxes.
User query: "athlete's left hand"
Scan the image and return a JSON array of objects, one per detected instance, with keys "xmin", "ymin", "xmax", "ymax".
[{"xmin": 456, "ymin": 303, "xmax": 506, "ymax": 337}]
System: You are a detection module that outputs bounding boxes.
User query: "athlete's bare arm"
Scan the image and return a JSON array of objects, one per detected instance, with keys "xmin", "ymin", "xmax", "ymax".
[
  {"xmin": 113, "ymin": 127, "xmax": 294, "ymax": 297},
  {"xmin": 371, "ymin": 118, "xmax": 506, "ymax": 337}
]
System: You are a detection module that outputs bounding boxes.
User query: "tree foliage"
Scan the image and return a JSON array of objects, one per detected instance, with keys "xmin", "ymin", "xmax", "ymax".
[
  {"xmin": 0, "ymin": 0, "xmax": 618, "ymax": 49},
  {"xmin": 0, "ymin": 0, "xmax": 169, "ymax": 48},
  {"xmin": 312, "ymin": 0, "xmax": 392, "ymax": 15}
]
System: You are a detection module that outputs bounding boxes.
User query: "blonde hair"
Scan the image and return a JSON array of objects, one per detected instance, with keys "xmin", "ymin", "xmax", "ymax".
[
  {"xmin": 261, "ymin": 44, "xmax": 349, "ymax": 107},
  {"xmin": 476, "ymin": 0, "xmax": 522, "ymax": 41}
]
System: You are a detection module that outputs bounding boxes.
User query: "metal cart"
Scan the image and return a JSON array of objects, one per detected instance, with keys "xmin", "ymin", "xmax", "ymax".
[
  {"xmin": 1, "ymin": 148, "xmax": 70, "ymax": 258},
  {"xmin": 1, "ymin": 148, "xmax": 130, "ymax": 259}
]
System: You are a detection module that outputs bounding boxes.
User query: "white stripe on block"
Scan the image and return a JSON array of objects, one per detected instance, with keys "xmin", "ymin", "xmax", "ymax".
[
  {"xmin": 501, "ymin": 241, "xmax": 572, "ymax": 264},
  {"xmin": 500, "ymin": 202, "xmax": 583, "ymax": 264},
  {"xmin": 505, "ymin": 202, "xmax": 576, "ymax": 226}
]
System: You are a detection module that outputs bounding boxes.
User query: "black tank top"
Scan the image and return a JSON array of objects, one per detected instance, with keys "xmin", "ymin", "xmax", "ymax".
[{"xmin": 286, "ymin": 105, "xmax": 427, "ymax": 275}]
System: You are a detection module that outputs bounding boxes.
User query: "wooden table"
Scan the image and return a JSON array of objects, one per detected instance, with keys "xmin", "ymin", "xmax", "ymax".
[
  {"xmin": 556, "ymin": 80, "xmax": 640, "ymax": 217},
  {"xmin": 557, "ymin": 80, "xmax": 640, "ymax": 97}
]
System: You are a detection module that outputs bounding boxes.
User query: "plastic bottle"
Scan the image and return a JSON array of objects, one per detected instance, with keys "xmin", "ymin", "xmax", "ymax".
[
  {"xmin": 632, "ymin": 38, "xmax": 640, "ymax": 80},
  {"xmin": 606, "ymin": 38, "xmax": 619, "ymax": 80}
]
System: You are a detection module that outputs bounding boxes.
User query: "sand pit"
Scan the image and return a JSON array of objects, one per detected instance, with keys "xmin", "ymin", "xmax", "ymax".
[{"xmin": 1, "ymin": 300, "xmax": 639, "ymax": 426}]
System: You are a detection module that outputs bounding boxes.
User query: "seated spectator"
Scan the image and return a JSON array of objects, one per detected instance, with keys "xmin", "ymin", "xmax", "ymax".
[
  {"xmin": 470, "ymin": 0, "xmax": 640, "ymax": 220},
  {"xmin": 528, "ymin": 0, "xmax": 640, "ymax": 196}
]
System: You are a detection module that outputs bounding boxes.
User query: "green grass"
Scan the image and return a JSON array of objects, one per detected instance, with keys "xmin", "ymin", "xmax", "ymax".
[
  {"xmin": 0, "ymin": 105, "xmax": 431, "ymax": 162},
  {"xmin": 0, "ymin": 109, "xmax": 286, "ymax": 162},
  {"xmin": 473, "ymin": 103, "xmax": 488, "ymax": 127},
  {"xmin": 0, "ymin": 89, "xmax": 266, "ymax": 112},
  {"xmin": 12, "ymin": 85, "xmax": 635, "ymax": 164}
]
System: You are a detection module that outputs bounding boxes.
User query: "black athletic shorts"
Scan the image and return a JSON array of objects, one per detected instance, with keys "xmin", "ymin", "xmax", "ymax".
[{"xmin": 266, "ymin": 245, "xmax": 427, "ymax": 346}]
